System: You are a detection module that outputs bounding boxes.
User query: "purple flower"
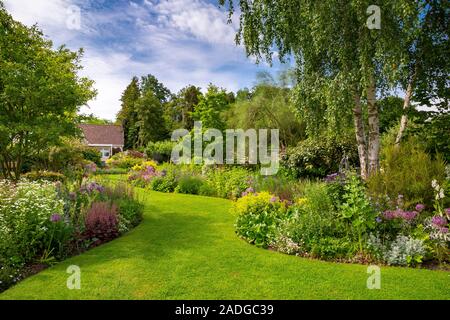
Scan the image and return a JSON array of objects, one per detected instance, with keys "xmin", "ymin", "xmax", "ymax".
[
  {"xmin": 270, "ymin": 196, "xmax": 278, "ymax": 203},
  {"xmin": 439, "ymin": 227, "xmax": 449, "ymax": 234},
  {"xmin": 241, "ymin": 191, "xmax": 248, "ymax": 197},
  {"xmin": 415, "ymin": 204, "xmax": 425, "ymax": 212},
  {"xmin": 383, "ymin": 209, "xmax": 417, "ymax": 221},
  {"xmin": 402, "ymin": 211, "xmax": 418, "ymax": 221},
  {"xmin": 50, "ymin": 214, "xmax": 62, "ymax": 223},
  {"xmin": 431, "ymin": 215, "xmax": 447, "ymax": 227},
  {"xmin": 376, "ymin": 217, "xmax": 382, "ymax": 223},
  {"xmin": 383, "ymin": 210, "xmax": 395, "ymax": 220},
  {"xmin": 246, "ymin": 187, "xmax": 255, "ymax": 193}
]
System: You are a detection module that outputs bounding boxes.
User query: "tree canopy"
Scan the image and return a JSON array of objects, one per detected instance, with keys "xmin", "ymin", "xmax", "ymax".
[{"xmin": 0, "ymin": 4, "xmax": 96, "ymax": 179}]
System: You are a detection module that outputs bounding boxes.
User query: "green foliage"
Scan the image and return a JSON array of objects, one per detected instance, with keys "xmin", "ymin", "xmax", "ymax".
[
  {"xmin": 0, "ymin": 180, "xmax": 65, "ymax": 266},
  {"xmin": 287, "ymin": 183, "xmax": 344, "ymax": 246},
  {"xmin": 135, "ymin": 89, "xmax": 169, "ymax": 145},
  {"xmin": 117, "ymin": 198, "xmax": 144, "ymax": 232},
  {"xmin": 0, "ymin": 7, "xmax": 96, "ymax": 180},
  {"xmin": 117, "ymin": 75, "xmax": 171, "ymax": 149},
  {"xmin": 106, "ymin": 152, "xmax": 144, "ymax": 169},
  {"xmin": 309, "ymin": 237, "xmax": 358, "ymax": 260},
  {"xmin": 233, "ymin": 192, "xmax": 286, "ymax": 248},
  {"xmin": 225, "ymin": 82, "xmax": 306, "ymax": 147},
  {"xmin": 411, "ymin": 112, "xmax": 450, "ymax": 163},
  {"xmin": 253, "ymin": 175, "xmax": 306, "ymax": 203},
  {"xmin": 367, "ymin": 234, "xmax": 426, "ymax": 267},
  {"xmin": 165, "ymin": 85, "xmax": 202, "ymax": 131},
  {"xmin": 204, "ymin": 166, "xmax": 254, "ymax": 199},
  {"xmin": 282, "ymin": 133, "xmax": 358, "ymax": 178},
  {"xmin": 22, "ymin": 171, "xmax": 66, "ymax": 183},
  {"xmin": 117, "ymin": 77, "xmax": 141, "ymax": 149},
  {"xmin": 175, "ymin": 176, "xmax": 204, "ymax": 195},
  {"xmin": 339, "ymin": 173, "xmax": 377, "ymax": 252},
  {"xmin": 146, "ymin": 140, "xmax": 175, "ymax": 162},
  {"xmin": 77, "ymin": 113, "xmax": 112, "ymax": 125},
  {"xmin": 191, "ymin": 84, "xmax": 230, "ymax": 131},
  {"xmin": 367, "ymin": 138, "xmax": 446, "ymax": 207},
  {"xmin": 150, "ymin": 175, "xmax": 178, "ymax": 193},
  {"xmin": 81, "ymin": 147, "xmax": 103, "ymax": 167}
]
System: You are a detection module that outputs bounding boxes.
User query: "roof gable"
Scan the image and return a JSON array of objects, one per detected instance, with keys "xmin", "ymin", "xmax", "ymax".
[{"xmin": 79, "ymin": 124, "xmax": 124, "ymax": 146}]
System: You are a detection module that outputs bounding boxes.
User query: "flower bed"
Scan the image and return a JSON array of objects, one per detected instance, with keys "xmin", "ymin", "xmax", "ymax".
[{"xmin": 0, "ymin": 179, "xmax": 143, "ymax": 292}]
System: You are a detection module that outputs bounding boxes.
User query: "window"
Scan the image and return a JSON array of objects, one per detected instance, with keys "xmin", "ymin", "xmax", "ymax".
[{"xmin": 100, "ymin": 148, "xmax": 110, "ymax": 158}]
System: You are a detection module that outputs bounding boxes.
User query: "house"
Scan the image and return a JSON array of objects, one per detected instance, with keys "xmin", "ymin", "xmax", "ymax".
[{"xmin": 79, "ymin": 124, "xmax": 124, "ymax": 161}]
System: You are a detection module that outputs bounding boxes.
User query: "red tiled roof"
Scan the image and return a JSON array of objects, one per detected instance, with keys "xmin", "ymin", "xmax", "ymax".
[{"xmin": 79, "ymin": 124, "xmax": 124, "ymax": 146}]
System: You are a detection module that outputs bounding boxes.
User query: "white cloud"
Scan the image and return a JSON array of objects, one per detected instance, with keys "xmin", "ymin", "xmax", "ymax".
[
  {"xmin": 146, "ymin": 0, "xmax": 238, "ymax": 45},
  {"xmin": 4, "ymin": 0, "xmax": 278, "ymax": 121}
]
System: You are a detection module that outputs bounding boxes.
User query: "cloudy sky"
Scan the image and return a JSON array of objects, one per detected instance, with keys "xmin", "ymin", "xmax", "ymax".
[{"xmin": 4, "ymin": 0, "xmax": 288, "ymax": 120}]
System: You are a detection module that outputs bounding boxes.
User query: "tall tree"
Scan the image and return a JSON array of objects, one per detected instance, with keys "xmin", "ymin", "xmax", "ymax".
[
  {"xmin": 117, "ymin": 77, "xmax": 140, "ymax": 149},
  {"xmin": 141, "ymin": 74, "xmax": 172, "ymax": 104},
  {"xmin": 0, "ymin": 4, "xmax": 96, "ymax": 180},
  {"xmin": 135, "ymin": 89, "xmax": 168, "ymax": 146},
  {"xmin": 191, "ymin": 84, "xmax": 230, "ymax": 131},
  {"xmin": 166, "ymin": 85, "xmax": 202, "ymax": 131},
  {"xmin": 395, "ymin": 1, "xmax": 449, "ymax": 144},
  {"xmin": 220, "ymin": 0, "xmax": 447, "ymax": 179}
]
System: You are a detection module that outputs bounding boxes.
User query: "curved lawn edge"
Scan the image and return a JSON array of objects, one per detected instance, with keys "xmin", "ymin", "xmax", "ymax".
[{"xmin": 1, "ymin": 189, "xmax": 449, "ymax": 300}]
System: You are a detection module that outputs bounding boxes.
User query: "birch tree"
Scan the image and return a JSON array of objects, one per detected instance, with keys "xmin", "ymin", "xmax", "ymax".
[{"xmin": 220, "ymin": 0, "xmax": 447, "ymax": 178}]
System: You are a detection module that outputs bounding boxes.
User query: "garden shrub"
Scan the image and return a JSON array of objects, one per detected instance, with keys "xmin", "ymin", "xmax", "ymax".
[
  {"xmin": 275, "ymin": 182, "xmax": 363, "ymax": 260},
  {"xmin": 339, "ymin": 173, "xmax": 377, "ymax": 252},
  {"xmin": 253, "ymin": 175, "xmax": 306, "ymax": 203},
  {"xmin": 309, "ymin": 237, "xmax": 358, "ymax": 260},
  {"xmin": 233, "ymin": 192, "xmax": 287, "ymax": 248},
  {"xmin": 83, "ymin": 202, "xmax": 119, "ymax": 246},
  {"xmin": 117, "ymin": 198, "xmax": 144, "ymax": 233},
  {"xmin": 198, "ymin": 183, "xmax": 216, "ymax": 197},
  {"xmin": 23, "ymin": 170, "xmax": 66, "ymax": 183},
  {"xmin": 81, "ymin": 147, "xmax": 102, "ymax": 167},
  {"xmin": 106, "ymin": 151, "xmax": 144, "ymax": 169},
  {"xmin": 175, "ymin": 176, "xmax": 204, "ymax": 195},
  {"xmin": 205, "ymin": 167, "xmax": 254, "ymax": 199},
  {"xmin": 150, "ymin": 174, "xmax": 178, "ymax": 192},
  {"xmin": 146, "ymin": 140, "xmax": 175, "ymax": 162},
  {"xmin": 367, "ymin": 138, "xmax": 446, "ymax": 208},
  {"xmin": 367, "ymin": 234, "xmax": 426, "ymax": 266},
  {"xmin": 96, "ymin": 168, "xmax": 129, "ymax": 175},
  {"xmin": 281, "ymin": 133, "xmax": 358, "ymax": 178},
  {"xmin": 0, "ymin": 180, "xmax": 65, "ymax": 265}
]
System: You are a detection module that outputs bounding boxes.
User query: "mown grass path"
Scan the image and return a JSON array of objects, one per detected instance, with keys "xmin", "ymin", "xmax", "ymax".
[{"xmin": 1, "ymin": 189, "xmax": 449, "ymax": 299}]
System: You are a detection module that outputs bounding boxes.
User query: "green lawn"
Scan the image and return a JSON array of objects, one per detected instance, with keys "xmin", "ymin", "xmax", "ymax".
[{"xmin": 1, "ymin": 188, "xmax": 449, "ymax": 300}]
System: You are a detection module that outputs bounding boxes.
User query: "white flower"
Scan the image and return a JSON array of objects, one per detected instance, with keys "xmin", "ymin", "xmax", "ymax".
[
  {"xmin": 439, "ymin": 188, "xmax": 445, "ymax": 199},
  {"xmin": 431, "ymin": 179, "xmax": 438, "ymax": 189}
]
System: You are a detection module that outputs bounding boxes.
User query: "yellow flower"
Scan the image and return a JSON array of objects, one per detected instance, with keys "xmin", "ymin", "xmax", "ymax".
[{"xmin": 296, "ymin": 197, "xmax": 308, "ymax": 206}]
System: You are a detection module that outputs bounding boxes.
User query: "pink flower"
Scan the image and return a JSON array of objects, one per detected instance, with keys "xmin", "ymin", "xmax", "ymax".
[
  {"xmin": 431, "ymin": 215, "xmax": 447, "ymax": 227},
  {"xmin": 415, "ymin": 204, "xmax": 425, "ymax": 212},
  {"xmin": 270, "ymin": 196, "xmax": 278, "ymax": 203},
  {"xmin": 50, "ymin": 214, "xmax": 62, "ymax": 223}
]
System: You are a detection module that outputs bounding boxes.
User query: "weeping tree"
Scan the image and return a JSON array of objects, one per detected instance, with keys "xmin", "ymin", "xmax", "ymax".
[{"xmin": 220, "ymin": 0, "xmax": 448, "ymax": 179}]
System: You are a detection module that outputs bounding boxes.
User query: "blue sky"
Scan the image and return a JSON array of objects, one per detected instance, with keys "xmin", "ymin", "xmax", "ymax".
[{"xmin": 5, "ymin": 0, "xmax": 289, "ymax": 120}]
